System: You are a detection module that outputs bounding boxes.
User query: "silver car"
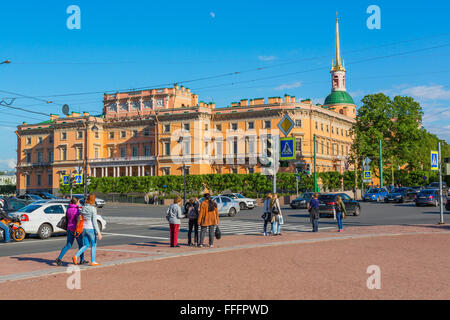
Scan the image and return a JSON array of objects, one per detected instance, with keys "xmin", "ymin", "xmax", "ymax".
[
  {"xmin": 200, "ymin": 196, "xmax": 241, "ymax": 217},
  {"xmin": 220, "ymin": 193, "xmax": 257, "ymax": 210}
]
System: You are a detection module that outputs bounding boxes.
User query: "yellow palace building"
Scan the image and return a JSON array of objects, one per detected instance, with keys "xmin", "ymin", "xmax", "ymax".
[{"xmin": 16, "ymin": 18, "xmax": 356, "ymax": 194}]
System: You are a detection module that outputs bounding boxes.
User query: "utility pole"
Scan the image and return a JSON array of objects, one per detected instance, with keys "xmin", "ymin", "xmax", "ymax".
[
  {"xmin": 83, "ymin": 120, "xmax": 88, "ymax": 201},
  {"xmin": 183, "ymin": 163, "xmax": 187, "ymax": 206},
  {"xmin": 379, "ymin": 139, "xmax": 383, "ymax": 188},
  {"xmin": 438, "ymin": 142, "xmax": 444, "ymax": 225},
  {"xmin": 313, "ymin": 134, "xmax": 317, "ymax": 192}
]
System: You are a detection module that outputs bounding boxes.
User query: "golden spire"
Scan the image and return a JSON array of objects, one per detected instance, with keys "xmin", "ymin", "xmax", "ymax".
[{"xmin": 331, "ymin": 13, "xmax": 345, "ymax": 72}]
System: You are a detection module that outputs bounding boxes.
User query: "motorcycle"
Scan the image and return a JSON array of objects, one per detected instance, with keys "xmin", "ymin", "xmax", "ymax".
[{"xmin": 0, "ymin": 216, "xmax": 26, "ymax": 242}]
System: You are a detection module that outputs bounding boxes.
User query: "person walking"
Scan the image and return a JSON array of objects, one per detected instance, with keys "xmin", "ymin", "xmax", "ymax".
[
  {"xmin": 144, "ymin": 192, "xmax": 150, "ymax": 205},
  {"xmin": 197, "ymin": 193, "xmax": 219, "ymax": 248},
  {"xmin": 55, "ymin": 197, "xmax": 88, "ymax": 266},
  {"xmin": 270, "ymin": 194, "xmax": 283, "ymax": 236},
  {"xmin": 166, "ymin": 196, "xmax": 183, "ymax": 247},
  {"xmin": 72, "ymin": 194, "xmax": 103, "ymax": 266},
  {"xmin": 262, "ymin": 193, "xmax": 272, "ymax": 236},
  {"xmin": 335, "ymin": 195, "xmax": 347, "ymax": 232},
  {"xmin": 308, "ymin": 193, "xmax": 320, "ymax": 232},
  {"xmin": 185, "ymin": 198, "xmax": 199, "ymax": 246}
]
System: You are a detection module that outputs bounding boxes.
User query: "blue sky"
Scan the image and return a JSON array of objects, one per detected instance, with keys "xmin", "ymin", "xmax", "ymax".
[{"xmin": 0, "ymin": 0, "xmax": 449, "ymax": 170}]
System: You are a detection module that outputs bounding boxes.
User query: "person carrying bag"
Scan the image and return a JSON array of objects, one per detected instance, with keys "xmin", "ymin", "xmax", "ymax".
[
  {"xmin": 262, "ymin": 193, "xmax": 272, "ymax": 236},
  {"xmin": 308, "ymin": 193, "xmax": 320, "ymax": 232},
  {"xmin": 335, "ymin": 195, "xmax": 347, "ymax": 232},
  {"xmin": 270, "ymin": 194, "xmax": 283, "ymax": 236}
]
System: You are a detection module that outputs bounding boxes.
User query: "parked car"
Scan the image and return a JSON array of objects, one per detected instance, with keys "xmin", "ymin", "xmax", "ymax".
[
  {"xmin": 409, "ymin": 186, "xmax": 424, "ymax": 193},
  {"xmin": 0, "ymin": 196, "xmax": 28, "ymax": 213},
  {"xmin": 219, "ymin": 193, "xmax": 256, "ymax": 210},
  {"xmin": 415, "ymin": 189, "xmax": 447, "ymax": 207},
  {"xmin": 9, "ymin": 202, "xmax": 107, "ymax": 239},
  {"xmin": 384, "ymin": 188, "xmax": 417, "ymax": 203},
  {"xmin": 16, "ymin": 194, "xmax": 43, "ymax": 203},
  {"xmin": 318, "ymin": 193, "xmax": 361, "ymax": 217},
  {"xmin": 72, "ymin": 194, "xmax": 106, "ymax": 208},
  {"xmin": 363, "ymin": 188, "xmax": 389, "ymax": 202},
  {"xmin": 199, "ymin": 196, "xmax": 241, "ymax": 217},
  {"xmin": 33, "ymin": 192, "xmax": 57, "ymax": 200},
  {"xmin": 290, "ymin": 192, "xmax": 314, "ymax": 209}
]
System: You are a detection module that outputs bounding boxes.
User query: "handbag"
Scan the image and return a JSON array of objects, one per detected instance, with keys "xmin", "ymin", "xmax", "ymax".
[
  {"xmin": 57, "ymin": 215, "xmax": 68, "ymax": 230},
  {"xmin": 215, "ymin": 226, "xmax": 221, "ymax": 240},
  {"xmin": 278, "ymin": 215, "xmax": 284, "ymax": 225},
  {"xmin": 333, "ymin": 208, "xmax": 336, "ymax": 220},
  {"xmin": 74, "ymin": 215, "xmax": 84, "ymax": 238}
]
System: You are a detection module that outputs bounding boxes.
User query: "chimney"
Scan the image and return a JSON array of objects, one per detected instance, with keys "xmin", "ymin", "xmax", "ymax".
[
  {"xmin": 253, "ymin": 98, "xmax": 265, "ymax": 105},
  {"xmin": 50, "ymin": 114, "xmax": 59, "ymax": 121},
  {"xmin": 83, "ymin": 112, "xmax": 90, "ymax": 117},
  {"xmin": 249, "ymin": 99, "xmax": 254, "ymax": 106},
  {"xmin": 240, "ymin": 99, "xmax": 248, "ymax": 107}
]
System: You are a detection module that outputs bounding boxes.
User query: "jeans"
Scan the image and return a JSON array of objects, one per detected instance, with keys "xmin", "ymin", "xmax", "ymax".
[
  {"xmin": 200, "ymin": 226, "xmax": 215, "ymax": 246},
  {"xmin": 336, "ymin": 212, "xmax": 343, "ymax": 230},
  {"xmin": 169, "ymin": 223, "xmax": 180, "ymax": 246},
  {"xmin": 75, "ymin": 229, "xmax": 97, "ymax": 262},
  {"xmin": 0, "ymin": 221, "xmax": 10, "ymax": 242},
  {"xmin": 188, "ymin": 219, "xmax": 199, "ymax": 245},
  {"xmin": 312, "ymin": 218, "xmax": 319, "ymax": 232},
  {"xmin": 57, "ymin": 230, "xmax": 85, "ymax": 261},
  {"xmin": 263, "ymin": 220, "xmax": 272, "ymax": 234},
  {"xmin": 272, "ymin": 221, "xmax": 281, "ymax": 235}
]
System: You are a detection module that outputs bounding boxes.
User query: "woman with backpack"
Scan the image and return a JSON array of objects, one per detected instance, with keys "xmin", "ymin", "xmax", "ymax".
[
  {"xmin": 335, "ymin": 195, "xmax": 347, "ymax": 232},
  {"xmin": 166, "ymin": 196, "xmax": 184, "ymax": 247},
  {"xmin": 262, "ymin": 193, "xmax": 272, "ymax": 236},
  {"xmin": 197, "ymin": 193, "xmax": 219, "ymax": 248},
  {"xmin": 72, "ymin": 194, "xmax": 102, "ymax": 266},
  {"xmin": 55, "ymin": 197, "xmax": 88, "ymax": 266},
  {"xmin": 185, "ymin": 198, "xmax": 199, "ymax": 246},
  {"xmin": 270, "ymin": 194, "xmax": 283, "ymax": 236}
]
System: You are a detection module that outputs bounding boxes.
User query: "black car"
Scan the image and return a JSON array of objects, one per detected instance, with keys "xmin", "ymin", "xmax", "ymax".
[
  {"xmin": 318, "ymin": 193, "xmax": 361, "ymax": 217},
  {"xmin": 290, "ymin": 192, "xmax": 314, "ymax": 209},
  {"xmin": 384, "ymin": 187, "xmax": 417, "ymax": 203},
  {"xmin": 409, "ymin": 186, "xmax": 423, "ymax": 193},
  {"xmin": 33, "ymin": 192, "xmax": 57, "ymax": 200}
]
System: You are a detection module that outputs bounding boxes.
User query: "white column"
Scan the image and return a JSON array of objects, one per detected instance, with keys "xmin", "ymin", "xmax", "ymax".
[
  {"xmin": 142, "ymin": 166, "xmax": 145, "ymax": 176},
  {"xmin": 125, "ymin": 166, "xmax": 128, "ymax": 176},
  {"xmin": 150, "ymin": 166, "xmax": 153, "ymax": 176},
  {"xmin": 105, "ymin": 167, "xmax": 108, "ymax": 177},
  {"xmin": 114, "ymin": 167, "xmax": 117, "ymax": 177},
  {"xmin": 138, "ymin": 166, "xmax": 141, "ymax": 177},
  {"xmin": 129, "ymin": 166, "xmax": 133, "ymax": 176}
]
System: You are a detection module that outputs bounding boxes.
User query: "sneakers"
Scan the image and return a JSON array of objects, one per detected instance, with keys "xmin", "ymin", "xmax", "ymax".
[
  {"xmin": 80, "ymin": 260, "xmax": 89, "ymax": 265},
  {"xmin": 55, "ymin": 258, "xmax": 62, "ymax": 266},
  {"xmin": 90, "ymin": 262, "xmax": 101, "ymax": 267},
  {"xmin": 72, "ymin": 256, "xmax": 78, "ymax": 265}
]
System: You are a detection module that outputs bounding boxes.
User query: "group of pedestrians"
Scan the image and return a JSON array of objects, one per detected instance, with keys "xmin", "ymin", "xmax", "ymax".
[
  {"xmin": 166, "ymin": 193, "xmax": 219, "ymax": 248},
  {"xmin": 55, "ymin": 194, "xmax": 102, "ymax": 267}
]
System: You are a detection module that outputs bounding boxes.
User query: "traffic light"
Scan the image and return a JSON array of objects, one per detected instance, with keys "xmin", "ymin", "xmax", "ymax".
[
  {"xmin": 279, "ymin": 161, "xmax": 289, "ymax": 168},
  {"xmin": 266, "ymin": 136, "xmax": 272, "ymax": 159},
  {"xmin": 305, "ymin": 163, "xmax": 311, "ymax": 175}
]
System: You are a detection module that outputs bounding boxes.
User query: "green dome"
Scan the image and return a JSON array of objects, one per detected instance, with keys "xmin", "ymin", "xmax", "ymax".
[{"xmin": 324, "ymin": 91, "xmax": 354, "ymax": 105}]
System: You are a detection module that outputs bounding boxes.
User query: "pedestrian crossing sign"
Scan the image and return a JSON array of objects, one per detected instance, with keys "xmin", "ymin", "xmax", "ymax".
[
  {"xmin": 279, "ymin": 137, "xmax": 295, "ymax": 160},
  {"xmin": 73, "ymin": 174, "xmax": 83, "ymax": 185},
  {"xmin": 431, "ymin": 151, "xmax": 438, "ymax": 171},
  {"xmin": 62, "ymin": 175, "xmax": 70, "ymax": 185}
]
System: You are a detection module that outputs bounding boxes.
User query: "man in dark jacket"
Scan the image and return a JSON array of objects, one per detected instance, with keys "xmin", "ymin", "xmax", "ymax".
[
  {"xmin": 308, "ymin": 193, "xmax": 320, "ymax": 232},
  {"xmin": 185, "ymin": 198, "xmax": 199, "ymax": 246},
  {"xmin": 0, "ymin": 200, "xmax": 11, "ymax": 243}
]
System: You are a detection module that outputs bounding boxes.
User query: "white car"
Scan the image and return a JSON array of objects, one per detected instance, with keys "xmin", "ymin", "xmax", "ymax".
[
  {"xmin": 9, "ymin": 202, "xmax": 107, "ymax": 240},
  {"xmin": 72, "ymin": 194, "xmax": 106, "ymax": 208},
  {"xmin": 220, "ymin": 193, "xmax": 257, "ymax": 210},
  {"xmin": 199, "ymin": 196, "xmax": 241, "ymax": 217}
]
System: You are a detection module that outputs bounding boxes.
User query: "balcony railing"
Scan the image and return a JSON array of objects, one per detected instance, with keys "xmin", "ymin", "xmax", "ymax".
[{"xmin": 89, "ymin": 155, "xmax": 156, "ymax": 163}]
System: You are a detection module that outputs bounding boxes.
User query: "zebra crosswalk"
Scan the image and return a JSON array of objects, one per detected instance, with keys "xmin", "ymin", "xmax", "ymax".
[{"xmin": 105, "ymin": 216, "xmax": 334, "ymax": 235}]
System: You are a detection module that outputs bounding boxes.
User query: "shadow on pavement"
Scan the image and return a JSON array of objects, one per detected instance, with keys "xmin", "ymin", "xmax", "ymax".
[{"xmin": 10, "ymin": 256, "xmax": 59, "ymax": 267}]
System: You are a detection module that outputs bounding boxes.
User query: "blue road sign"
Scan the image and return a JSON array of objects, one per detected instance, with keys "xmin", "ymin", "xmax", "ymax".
[
  {"xmin": 73, "ymin": 174, "xmax": 83, "ymax": 185},
  {"xmin": 62, "ymin": 175, "xmax": 70, "ymax": 185},
  {"xmin": 431, "ymin": 151, "xmax": 438, "ymax": 171},
  {"xmin": 279, "ymin": 137, "xmax": 295, "ymax": 160},
  {"xmin": 364, "ymin": 171, "xmax": 372, "ymax": 180}
]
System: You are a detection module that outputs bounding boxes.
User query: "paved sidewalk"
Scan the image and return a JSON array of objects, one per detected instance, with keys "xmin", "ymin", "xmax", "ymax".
[{"xmin": 1, "ymin": 224, "xmax": 450, "ymax": 299}]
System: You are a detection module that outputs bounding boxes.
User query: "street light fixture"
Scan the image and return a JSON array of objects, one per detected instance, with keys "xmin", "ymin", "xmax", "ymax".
[{"xmin": 0, "ymin": 60, "xmax": 11, "ymax": 65}]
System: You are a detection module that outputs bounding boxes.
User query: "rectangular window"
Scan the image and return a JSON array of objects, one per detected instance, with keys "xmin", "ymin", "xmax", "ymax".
[
  {"xmin": 327, "ymin": 142, "xmax": 330, "ymax": 155},
  {"xmin": 26, "ymin": 137, "xmax": 32, "ymax": 145},
  {"xmin": 38, "ymin": 137, "xmax": 43, "ymax": 144},
  {"xmin": 61, "ymin": 148, "xmax": 67, "ymax": 161},
  {"xmin": 95, "ymin": 131, "xmax": 99, "ymax": 139},
  {"xmin": 164, "ymin": 142, "xmax": 170, "ymax": 156},
  {"xmin": 77, "ymin": 147, "xmax": 83, "ymax": 160},
  {"xmin": 132, "ymin": 146, "xmax": 139, "ymax": 157},
  {"xmin": 94, "ymin": 148, "xmax": 99, "ymax": 159},
  {"xmin": 184, "ymin": 123, "xmax": 190, "ymax": 131},
  {"xmin": 233, "ymin": 138, "xmax": 238, "ymax": 155},
  {"xmin": 231, "ymin": 123, "xmax": 238, "ymax": 131},
  {"xmin": 321, "ymin": 141, "xmax": 324, "ymax": 154},
  {"xmin": 47, "ymin": 150, "xmax": 53, "ymax": 163},
  {"xmin": 109, "ymin": 132, "xmax": 115, "ymax": 139},
  {"xmin": 37, "ymin": 151, "xmax": 43, "ymax": 163},
  {"xmin": 295, "ymin": 120, "xmax": 302, "ymax": 128},
  {"xmin": 144, "ymin": 128, "xmax": 150, "ymax": 136},
  {"xmin": 264, "ymin": 120, "xmax": 271, "ymax": 129},
  {"xmin": 182, "ymin": 138, "xmax": 190, "ymax": 156},
  {"xmin": 132, "ymin": 130, "xmax": 138, "ymax": 137},
  {"xmin": 121, "ymin": 131, "xmax": 126, "ymax": 139},
  {"xmin": 247, "ymin": 121, "xmax": 254, "ymax": 130},
  {"xmin": 26, "ymin": 152, "xmax": 32, "ymax": 163},
  {"xmin": 321, "ymin": 123, "xmax": 324, "ymax": 131},
  {"xmin": 61, "ymin": 132, "xmax": 67, "ymax": 140},
  {"xmin": 77, "ymin": 131, "xmax": 83, "ymax": 139},
  {"xmin": 49, "ymin": 135, "xmax": 53, "ymax": 143},
  {"xmin": 48, "ymin": 174, "xmax": 52, "ymax": 186},
  {"xmin": 26, "ymin": 175, "xmax": 31, "ymax": 186},
  {"xmin": 164, "ymin": 124, "xmax": 170, "ymax": 133},
  {"xmin": 216, "ymin": 124, "xmax": 222, "ymax": 132},
  {"xmin": 120, "ymin": 146, "xmax": 126, "ymax": 158},
  {"xmin": 205, "ymin": 124, "xmax": 209, "ymax": 131},
  {"xmin": 108, "ymin": 148, "xmax": 114, "ymax": 158},
  {"xmin": 248, "ymin": 167, "xmax": 255, "ymax": 174},
  {"xmin": 327, "ymin": 125, "xmax": 329, "ymax": 132},
  {"xmin": 37, "ymin": 175, "xmax": 41, "ymax": 186},
  {"xmin": 144, "ymin": 145, "xmax": 151, "ymax": 156},
  {"xmin": 332, "ymin": 126, "xmax": 334, "ymax": 134},
  {"xmin": 231, "ymin": 167, "xmax": 238, "ymax": 174},
  {"xmin": 315, "ymin": 122, "xmax": 318, "ymax": 130}
]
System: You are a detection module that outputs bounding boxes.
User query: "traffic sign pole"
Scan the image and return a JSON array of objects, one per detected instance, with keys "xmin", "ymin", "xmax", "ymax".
[
  {"xmin": 438, "ymin": 142, "xmax": 444, "ymax": 225},
  {"xmin": 313, "ymin": 134, "xmax": 317, "ymax": 192}
]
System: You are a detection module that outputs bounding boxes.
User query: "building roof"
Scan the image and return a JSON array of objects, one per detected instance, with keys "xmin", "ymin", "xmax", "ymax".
[{"xmin": 324, "ymin": 91, "xmax": 354, "ymax": 105}]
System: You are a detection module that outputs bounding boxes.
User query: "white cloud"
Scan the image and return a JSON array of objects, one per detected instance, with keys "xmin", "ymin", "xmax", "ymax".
[
  {"xmin": 258, "ymin": 55, "xmax": 277, "ymax": 62},
  {"xmin": 274, "ymin": 81, "xmax": 302, "ymax": 91},
  {"xmin": 210, "ymin": 12, "xmax": 215, "ymax": 18},
  {"xmin": 0, "ymin": 159, "xmax": 16, "ymax": 170},
  {"xmin": 400, "ymin": 85, "xmax": 450, "ymax": 100}
]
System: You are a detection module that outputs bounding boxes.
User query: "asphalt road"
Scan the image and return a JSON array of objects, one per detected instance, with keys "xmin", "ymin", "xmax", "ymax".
[{"xmin": 0, "ymin": 201, "xmax": 447, "ymax": 258}]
